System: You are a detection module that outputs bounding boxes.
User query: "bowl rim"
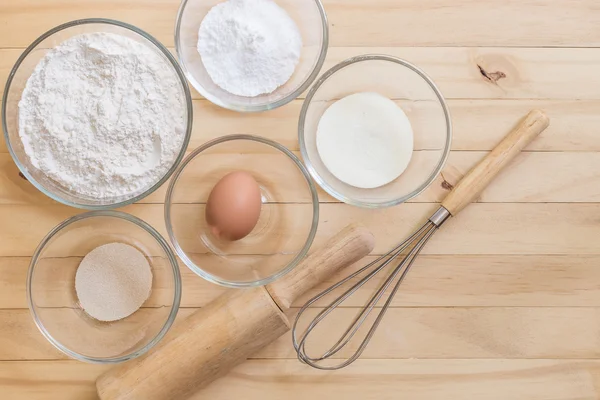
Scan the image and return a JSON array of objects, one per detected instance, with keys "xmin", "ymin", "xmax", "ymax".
[
  {"xmin": 164, "ymin": 134, "xmax": 320, "ymax": 288},
  {"xmin": 174, "ymin": 0, "xmax": 329, "ymax": 112},
  {"xmin": 298, "ymin": 54, "xmax": 453, "ymax": 209},
  {"xmin": 2, "ymin": 18, "xmax": 193, "ymax": 210},
  {"xmin": 26, "ymin": 210, "xmax": 182, "ymax": 364}
]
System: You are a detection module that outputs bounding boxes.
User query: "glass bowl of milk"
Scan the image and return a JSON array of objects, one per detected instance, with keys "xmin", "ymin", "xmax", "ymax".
[{"xmin": 299, "ymin": 54, "xmax": 452, "ymax": 208}]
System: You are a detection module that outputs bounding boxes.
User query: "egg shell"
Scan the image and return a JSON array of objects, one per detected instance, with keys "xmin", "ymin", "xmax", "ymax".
[{"xmin": 205, "ymin": 171, "xmax": 262, "ymax": 241}]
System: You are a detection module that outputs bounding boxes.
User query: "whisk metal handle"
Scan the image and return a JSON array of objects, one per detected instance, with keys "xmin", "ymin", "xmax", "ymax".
[{"xmin": 442, "ymin": 109, "xmax": 549, "ymax": 216}]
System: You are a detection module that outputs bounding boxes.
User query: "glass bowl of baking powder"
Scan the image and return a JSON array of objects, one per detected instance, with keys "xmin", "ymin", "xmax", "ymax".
[
  {"xmin": 27, "ymin": 211, "xmax": 181, "ymax": 363},
  {"xmin": 175, "ymin": 0, "xmax": 328, "ymax": 112},
  {"xmin": 299, "ymin": 54, "xmax": 453, "ymax": 208},
  {"xmin": 2, "ymin": 19, "xmax": 193, "ymax": 209}
]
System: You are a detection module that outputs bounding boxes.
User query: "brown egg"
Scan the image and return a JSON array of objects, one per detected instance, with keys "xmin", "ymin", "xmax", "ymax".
[{"xmin": 205, "ymin": 171, "xmax": 262, "ymax": 241}]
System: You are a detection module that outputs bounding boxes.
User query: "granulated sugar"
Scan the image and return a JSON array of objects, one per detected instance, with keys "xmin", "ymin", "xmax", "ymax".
[
  {"xmin": 18, "ymin": 32, "xmax": 186, "ymax": 199},
  {"xmin": 197, "ymin": 0, "xmax": 302, "ymax": 97},
  {"xmin": 75, "ymin": 243, "xmax": 153, "ymax": 322}
]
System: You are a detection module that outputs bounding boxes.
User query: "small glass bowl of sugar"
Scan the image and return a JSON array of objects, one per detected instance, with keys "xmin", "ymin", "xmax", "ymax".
[
  {"xmin": 27, "ymin": 211, "xmax": 181, "ymax": 363},
  {"xmin": 175, "ymin": 0, "xmax": 329, "ymax": 112}
]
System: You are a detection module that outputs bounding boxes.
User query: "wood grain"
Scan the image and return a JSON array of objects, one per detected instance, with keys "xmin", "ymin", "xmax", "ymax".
[
  {"xmin": 5, "ymin": 255, "xmax": 600, "ymax": 309},
  {"xmin": 4, "ymin": 47, "xmax": 600, "ymax": 100},
  {"xmin": 442, "ymin": 110, "xmax": 549, "ymax": 215},
  {"xmin": 0, "ymin": 203, "xmax": 599, "ymax": 257},
  {"xmin": 264, "ymin": 307, "xmax": 600, "ymax": 359},
  {"xmin": 0, "ymin": 309, "xmax": 197, "ymax": 361},
  {"xmin": 3, "ymin": 359, "xmax": 600, "ymax": 400},
  {"xmin": 7, "ymin": 307, "xmax": 600, "ymax": 360},
  {"xmin": 3, "ymin": 150, "xmax": 600, "ymax": 205},
  {"xmin": 4, "ymin": 99, "xmax": 600, "ymax": 154},
  {"xmin": 1, "ymin": 1, "xmax": 598, "ymax": 48},
  {"xmin": 2, "ymin": 0, "xmax": 600, "ymax": 398}
]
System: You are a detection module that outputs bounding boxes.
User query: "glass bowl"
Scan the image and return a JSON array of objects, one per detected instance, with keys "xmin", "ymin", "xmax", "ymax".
[
  {"xmin": 165, "ymin": 135, "xmax": 319, "ymax": 287},
  {"xmin": 175, "ymin": 0, "xmax": 328, "ymax": 112},
  {"xmin": 2, "ymin": 19, "xmax": 193, "ymax": 210},
  {"xmin": 27, "ymin": 211, "xmax": 181, "ymax": 364},
  {"xmin": 299, "ymin": 54, "xmax": 452, "ymax": 208}
]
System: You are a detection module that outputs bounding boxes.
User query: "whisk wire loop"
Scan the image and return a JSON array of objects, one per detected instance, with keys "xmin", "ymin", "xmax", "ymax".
[{"xmin": 293, "ymin": 213, "xmax": 445, "ymax": 370}]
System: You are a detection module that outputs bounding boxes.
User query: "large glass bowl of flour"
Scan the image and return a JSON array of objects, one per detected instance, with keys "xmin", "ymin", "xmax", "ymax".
[
  {"xmin": 175, "ymin": 0, "xmax": 328, "ymax": 112},
  {"xmin": 27, "ymin": 211, "xmax": 181, "ymax": 363},
  {"xmin": 299, "ymin": 55, "xmax": 453, "ymax": 208},
  {"xmin": 2, "ymin": 19, "xmax": 193, "ymax": 209}
]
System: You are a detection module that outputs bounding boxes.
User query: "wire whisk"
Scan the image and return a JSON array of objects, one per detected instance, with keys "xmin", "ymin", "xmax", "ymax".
[
  {"xmin": 292, "ymin": 110, "xmax": 550, "ymax": 370},
  {"xmin": 292, "ymin": 207, "xmax": 449, "ymax": 370}
]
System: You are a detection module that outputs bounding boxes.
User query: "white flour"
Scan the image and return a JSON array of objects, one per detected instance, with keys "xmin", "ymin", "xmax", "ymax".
[
  {"xmin": 317, "ymin": 92, "xmax": 414, "ymax": 189},
  {"xmin": 18, "ymin": 32, "xmax": 186, "ymax": 199},
  {"xmin": 197, "ymin": 0, "xmax": 302, "ymax": 97},
  {"xmin": 75, "ymin": 242, "xmax": 153, "ymax": 322}
]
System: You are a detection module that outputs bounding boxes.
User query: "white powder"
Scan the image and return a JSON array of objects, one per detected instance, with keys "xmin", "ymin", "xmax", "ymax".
[
  {"xmin": 197, "ymin": 0, "xmax": 302, "ymax": 97},
  {"xmin": 316, "ymin": 92, "xmax": 414, "ymax": 189},
  {"xmin": 75, "ymin": 243, "xmax": 153, "ymax": 322},
  {"xmin": 18, "ymin": 32, "xmax": 186, "ymax": 199}
]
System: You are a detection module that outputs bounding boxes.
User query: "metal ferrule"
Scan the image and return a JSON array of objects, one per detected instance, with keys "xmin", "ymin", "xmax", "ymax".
[{"xmin": 429, "ymin": 206, "xmax": 451, "ymax": 227}]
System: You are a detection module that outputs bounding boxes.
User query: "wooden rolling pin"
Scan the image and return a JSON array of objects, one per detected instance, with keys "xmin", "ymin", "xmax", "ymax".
[{"xmin": 96, "ymin": 224, "xmax": 375, "ymax": 400}]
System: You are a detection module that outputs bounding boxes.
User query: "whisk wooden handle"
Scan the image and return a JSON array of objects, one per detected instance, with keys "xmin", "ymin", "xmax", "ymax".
[{"xmin": 441, "ymin": 109, "xmax": 549, "ymax": 216}]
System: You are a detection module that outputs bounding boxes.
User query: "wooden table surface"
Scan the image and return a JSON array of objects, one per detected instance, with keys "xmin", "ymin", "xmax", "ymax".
[{"xmin": 2, "ymin": 1, "xmax": 600, "ymax": 399}]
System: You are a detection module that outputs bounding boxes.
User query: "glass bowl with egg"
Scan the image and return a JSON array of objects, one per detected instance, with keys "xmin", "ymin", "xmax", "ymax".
[
  {"xmin": 174, "ymin": 0, "xmax": 328, "ymax": 112},
  {"xmin": 27, "ymin": 211, "xmax": 181, "ymax": 363},
  {"xmin": 164, "ymin": 135, "xmax": 319, "ymax": 288},
  {"xmin": 299, "ymin": 54, "xmax": 453, "ymax": 208},
  {"xmin": 2, "ymin": 19, "xmax": 193, "ymax": 210}
]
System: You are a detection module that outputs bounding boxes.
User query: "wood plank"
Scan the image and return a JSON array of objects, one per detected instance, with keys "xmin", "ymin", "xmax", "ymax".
[
  {"xmin": 266, "ymin": 307, "xmax": 600, "ymax": 359},
  {"xmin": 435, "ymin": 151, "xmax": 600, "ymax": 204},
  {"xmin": 0, "ymin": 308, "xmax": 194, "ymax": 361},
  {"xmin": 448, "ymin": 99, "xmax": 600, "ymax": 152},
  {"xmin": 324, "ymin": 0, "xmax": 600, "ymax": 48},
  {"xmin": 1, "ymin": 1, "xmax": 598, "ymax": 48},
  {"xmin": 0, "ymin": 49, "xmax": 18, "ymax": 90},
  {"xmin": 4, "ymin": 150, "xmax": 600, "ymax": 205},
  {"xmin": 7, "ymin": 307, "xmax": 600, "ymax": 360},
  {"xmin": 321, "ymin": 47, "xmax": 600, "ymax": 101},
  {"xmin": 6, "ymin": 255, "xmax": 600, "ymax": 309},
  {"xmin": 2, "ymin": 359, "xmax": 600, "ymax": 400},
  {"xmin": 4, "ymin": 47, "xmax": 600, "ymax": 101},
  {"xmin": 0, "ymin": 203, "xmax": 599, "ymax": 256},
  {"xmin": 0, "ymin": 361, "xmax": 106, "ymax": 400},
  {"xmin": 96, "ymin": 147, "xmax": 600, "ymax": 202},
  {"xmin": 186, "ymin": 98, "xmax": 600, "ymax": 152},
  {"xmin": 3, "ymin": 98, "xmax": 600, "ymax": 155},
  {"xmin": 0, "ymin": 0, "xmax": 179, "ymax": 49},
  {"xmin": 298, "ymin": 254, "xmax": 600, "ymax": 308},
  {"xmin": 161, "ymin": 359, "xmax": 600, "ymax": 400},
  {"xmin": 316, "ymin": 203, "xmax": 600, "ymax": 255}
]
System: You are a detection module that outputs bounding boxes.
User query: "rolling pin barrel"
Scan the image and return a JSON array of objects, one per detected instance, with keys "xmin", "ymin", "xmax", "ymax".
[
  {"xmin": 97, "ymin": 288, "xmax": 289, "ymax": 400},
  {"xmin": 96, "ymin": 224, "xmax": 375, "ymax": 400}
]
